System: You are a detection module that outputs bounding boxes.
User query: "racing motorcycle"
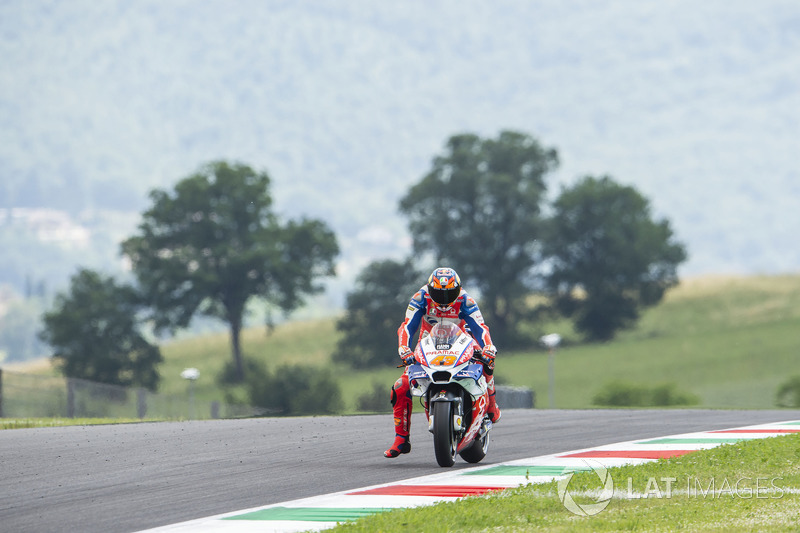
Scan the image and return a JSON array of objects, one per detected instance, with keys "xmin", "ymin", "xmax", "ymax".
[{"xmin": 406, "ymin": 322, "xmax": 493, "ymax": 467}]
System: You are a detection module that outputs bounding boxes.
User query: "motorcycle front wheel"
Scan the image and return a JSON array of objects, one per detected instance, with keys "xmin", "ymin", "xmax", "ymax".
[
  {"xmin": 459, "ymin": 427, "xmax": 489, "ymax": 463},
  {"xmin": 432, "ymin": 401, "xmax": 456, "ymax": 467}
]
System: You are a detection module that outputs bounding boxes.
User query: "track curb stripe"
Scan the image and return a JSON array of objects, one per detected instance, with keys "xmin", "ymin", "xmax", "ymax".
[
  {"xmin": 463, "ymin": 464, "xmax": 591, "ymax": 476},
  {"xmin": 710, "ymin": 428, "xmax": 800, "ymax": 433},
  {"xmin": 347, "ymin": 484, "xmax": 505, "ymax": 497},
  {"xmin": 222, "ymin": 507, "xmax": 387, "ymax": 522},
  {"xmin": 638, "ymin": 437, "xmax": 751, "ymax": 444},
  {"xmin": 559, "ymin": 449, "xmax": 695, "ymax": 459}
]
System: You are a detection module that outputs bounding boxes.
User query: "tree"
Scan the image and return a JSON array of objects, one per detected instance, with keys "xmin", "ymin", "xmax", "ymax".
[
  {"xmin": 121, "ymin": 161, "xmax": 339, "ymax": 381},
  {"xmin": 543, "ymin": 175, "xmax": 687, "ymax": 341},
  {"xmin": 244, "ymin": 360, "xmax": 343, "ymax": 415},
  {"xmin": 39, "ymin": 269, "xmax": 162, "ymax": 390},
  {"xmin": 332, "ymin": 259, "xmax": 422, "ymax": 367},
  {"xmin": 399, "ymin": 131, "xmax": 558, "ymax": 346}
]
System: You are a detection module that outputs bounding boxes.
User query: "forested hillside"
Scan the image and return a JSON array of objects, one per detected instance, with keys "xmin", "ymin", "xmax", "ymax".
[{"xmin": 1, "ymin": 1, "xmax": 799, "ymax": 361}]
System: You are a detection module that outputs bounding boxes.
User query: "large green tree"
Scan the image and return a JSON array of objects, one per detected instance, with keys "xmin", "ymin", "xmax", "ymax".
[
  {"xmin": 39, "ymin": 268, "xmax": 162, "ymax": 390},
  {"xmin": 399, "ymin": 131, "xmax": 558, "ymax": 346},
  {"xmin": 121, "ymin": 161, "xmax": 339, "ymax": 381},
  {"xmin": 543, "ymin": 175, "xmax": 688, "ymax": 341},
  {"xmin": 332, "ymin": 259, "xmax": 422, "ymax": 367}
]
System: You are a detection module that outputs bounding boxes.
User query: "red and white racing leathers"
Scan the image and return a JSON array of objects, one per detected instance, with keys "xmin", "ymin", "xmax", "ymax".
[
  {"xmin": 384, "ymin": 286, "xmax": 500, "ymax": 458},
  {"xmin": 398, "ymin": 286, "xmax": 492, "ymax": 351}
]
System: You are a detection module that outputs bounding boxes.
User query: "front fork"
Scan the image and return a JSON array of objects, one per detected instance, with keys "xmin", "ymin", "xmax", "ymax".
[{"xmin": 427, "ymin": 390, "xmax": 464, "ymax": 435}]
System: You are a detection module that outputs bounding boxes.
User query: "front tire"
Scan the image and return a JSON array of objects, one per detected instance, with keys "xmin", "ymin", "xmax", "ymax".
[
  {"xmin": 459, "ymin": 427, "xmax": 490, "ymax": 463},
  {"xmin": 432, "ymin": 401, "xmax": 456, "ymax": 467}
]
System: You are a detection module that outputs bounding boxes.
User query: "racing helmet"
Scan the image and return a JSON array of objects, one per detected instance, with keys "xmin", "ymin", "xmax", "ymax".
[{"xmin": 427, "ymin": 267, "xmax": 462, "ymax": 307}]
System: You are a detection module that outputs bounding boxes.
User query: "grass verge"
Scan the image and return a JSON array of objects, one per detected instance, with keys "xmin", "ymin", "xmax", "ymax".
[
  {"xmin": 331, "ymin": 433, "xmax": 800, "ymax": 532},
  {"xmin": 0, "ymin": 417, "xmax": 161, "ymax": 430}
]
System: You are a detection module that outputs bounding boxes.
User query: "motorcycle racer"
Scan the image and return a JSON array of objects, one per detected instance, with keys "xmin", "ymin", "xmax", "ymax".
[{"xmin": 384, "ymin": 267, "xmax": 500, "ymax": 458}]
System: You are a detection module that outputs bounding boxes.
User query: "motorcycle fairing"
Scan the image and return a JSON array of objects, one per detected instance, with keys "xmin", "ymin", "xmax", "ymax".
[
  {"xmin": 454, "ymin": 363, "xmax": 483, "ymax": 381},
  {"xmin": 457, "ymin": 392, "xmax": 489, "ymax": 453},
  {"xmin": 407, "ymin": 364, "xmax": 428, "ymax": 382}
]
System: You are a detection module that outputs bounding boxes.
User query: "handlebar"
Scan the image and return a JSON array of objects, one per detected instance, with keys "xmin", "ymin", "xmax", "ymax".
[{"xmin": 472, "ymin": 351, "xmax": 491, "ymax": 366}]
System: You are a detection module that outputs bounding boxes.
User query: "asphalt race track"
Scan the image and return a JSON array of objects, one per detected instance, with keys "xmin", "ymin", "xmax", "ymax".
[{"xmin": 1, "ymin": 409, "xmax": 798, "ymax": 532}]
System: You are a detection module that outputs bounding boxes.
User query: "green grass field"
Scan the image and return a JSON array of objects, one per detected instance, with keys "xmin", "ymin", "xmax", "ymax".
[
  {"xmin": 0, "ymin": 417, "xmax": 159, "ymax": 430},
  {"xmin": 520, "ymin": 274, "xmax": 800, "ymax": 409},
  {"xmin": 8, "ymin": 273, "xmax": 800, "ymax": 412},
  {"xmin": 164, "ymin": 273, "xmax": 800, "ymax": 412}
]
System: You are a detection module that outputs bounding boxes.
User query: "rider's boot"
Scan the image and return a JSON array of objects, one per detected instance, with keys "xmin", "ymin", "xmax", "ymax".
[
  {"xmin": 384, "ymin": 375, "xmax": 412, "ymax": 458},
  {"xmin": 486, "ymin": 375, "xmax": 502, "ymax": 423}
]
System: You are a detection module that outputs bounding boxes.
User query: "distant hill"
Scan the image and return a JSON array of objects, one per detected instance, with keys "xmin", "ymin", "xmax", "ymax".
[
  {"xmin": 1, "ymin": 1, "xmax": 799, "ymax": 302},
  {"xmin": 7, "ymin": 273, "xmax": 800, "ymax": 411}
]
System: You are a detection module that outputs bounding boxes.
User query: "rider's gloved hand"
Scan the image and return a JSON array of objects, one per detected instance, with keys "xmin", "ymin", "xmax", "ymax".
[
  {"xmin": 479, "ymin": 344, "xmax": 496, "ymax": 370},
  {"xmin": 398, "ymin": 345, "xmax": 415, "ymax": 366}
]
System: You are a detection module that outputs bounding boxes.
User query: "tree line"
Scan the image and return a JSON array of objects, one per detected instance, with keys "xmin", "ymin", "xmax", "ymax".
[
  {"xmin": 38, "ymin": 131, "xmax": 686, "ymax": 412},
  {"xmin": 333, "ymin": 131, "xmax": 686, "ymax": 367}
]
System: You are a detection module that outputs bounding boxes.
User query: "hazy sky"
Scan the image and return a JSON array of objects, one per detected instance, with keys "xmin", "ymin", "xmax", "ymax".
[{"xmin": 2, "ymin": 1, "xmax": 799, "ymax": 287}]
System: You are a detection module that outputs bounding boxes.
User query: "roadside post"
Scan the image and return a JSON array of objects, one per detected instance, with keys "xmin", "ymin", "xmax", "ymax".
[
  {"xmin": 540, "ymin": 333, "xmax": 561, "ymax": 409},
  {"xmin": 180, "ymin": 368, "xmax": 200, "ymax": 419}
]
